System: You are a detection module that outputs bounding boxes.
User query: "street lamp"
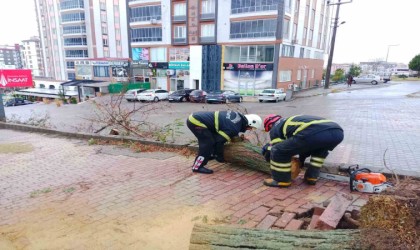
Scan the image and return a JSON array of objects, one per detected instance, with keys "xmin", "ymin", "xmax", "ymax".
[
  {"xmin": 324, "ymin": 0, "xmax": 353, "ymax": 89},
  {"xmin": 385, "ymin": 44, "xmax": 399, "ymax": 79}
]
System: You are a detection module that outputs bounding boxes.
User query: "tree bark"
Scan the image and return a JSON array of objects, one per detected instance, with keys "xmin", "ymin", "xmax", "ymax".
[{"xmin": 190, "ymin": 224, "xmax": 361, "ymax": 250}]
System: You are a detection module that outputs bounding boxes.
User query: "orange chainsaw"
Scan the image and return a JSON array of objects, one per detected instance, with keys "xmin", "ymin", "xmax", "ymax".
[{"xmin": 319, "ymin": 165, "xmax": 393, "ymax": 193}]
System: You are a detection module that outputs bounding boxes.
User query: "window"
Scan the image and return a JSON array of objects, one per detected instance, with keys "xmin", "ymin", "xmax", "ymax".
[
  {"xmin": 173, "ymin": 3, "xmax": 186, "ymax": 16},
  {"xmin": 284, "ymin": 0, "xmax": 292, "ymax": 13},
  {"xmin": 230, "ymin": 19, "xmax": 277, "ymax": 39},
  {"xmin": 61, "ymin": 13, "xmax": 85, "ymax": 22},
  {"xmin": 104, "ymin": 50, "xmax": 109, "ymax": 57},
  {"xmin": 66, "ymin": 61, "xmax": 75, "ymax": 69},
  {"xmin": 151, "ymin": 48, "xmax": 166, "ymax": 62},
  {"xmin": 283, "ymin": 19, "xmax": 290, "ymax": 39},
  {"xmin": 303, "ymin": 27, "xmax": 307, "ymax": 39},
  {"xmin": 102, "ymin": 25, "xmax": 108, "ymax": 34},
  {"xmin": 292, "ymin": 23, "xmax": 297, "ymax": 38},
  {"xmin": 231, "ymin": 0, "xmax": 280, "ymax": 14},
  {"xmin": 279, "ymin": 70, "xmax": 292, "ymax": 82},
  {"xmin": 101, "ymin": 12, "xmax": 107, "ymax": 22},
  {"xmin": 299, "ymin": 47, "xmax": 304, "ymax": 58},
  {"xmin": 103, "ymin": 39, "xmax": 108, "ymax": 47},
  {"xmin": 174, "ymin": 26, "xmax": 186, "ymax": 38},
  {"xmin": 60, "ymin": 0, "xmax": 83, "ymax": 10},
  {"xmin": 297, "ymin": 69, "xmax": 301, "ymax": 80},
  {"xmin": 201, "ymin": 24, "xmax": 214, "ymax": 37},
  {"xmin": 202, "ymin": 0, "xmax": 215, "ymax": 14},
  {"xmin": 308, "ymin": 29, "xmax": 313, "ymax": 46},
  {"xmin": 305, "ymin": 49, "xmax": 311, "ymax": 58},
  {"xmin": 311, "ymin": 69, "xmax": 315, "ymax": 78},
  {"xmin": 130, "ymin": 5, "xmax": 162, "ymax": 22},
  {"xmin": 100, "ymin": 2, "xmax": 106, "ymax": 10},
  {"xmin": 169, "ymin": 48, "xmax": 189, "ymax": 61},
  {"xmin": 63, "ymin": 25, "xmax": 86, "ymax": 34},
  {"xmin": 65, "ymin": 50, "xmax": 88, "ymax": 57},
  {"xmin": 64, "ymin": 38, "xmax": 87, "ymax": 46},
  {"xmin": 131, "ymin": 28, "xmax": 162, "ymax": 42},
  {"xmin": 281, "ymin": 45, "xmax": 294, "ymax": 57},
  {"xmin": 93, "ymin": 66, "xmax": 110, "ymax": 77},
  {"xmin": 224, "ymin": 45, "xmax": 274, "ymax": 62},
  {"xmin": 67, "ymin": 73, "xmax": 75, "ymax": 79}
]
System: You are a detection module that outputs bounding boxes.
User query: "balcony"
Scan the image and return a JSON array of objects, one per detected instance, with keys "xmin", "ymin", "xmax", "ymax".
[
  {"xmin": 200, "ymin": 36, "xmax": 216, "ymax": 43},
  {"xmin": 173, "ymin": 37, "xmax": 187, "ymax": 44},
  {"xmin": 173, "ymin": 15, "xmax": 187, "ymax": 23},
  {"xmin": 128, "ymin": 0, "xmax": 160, "ymax": 6},
  {"xmin": 200, "ymin": 13, "xmax": 215, "ymax": 20}
]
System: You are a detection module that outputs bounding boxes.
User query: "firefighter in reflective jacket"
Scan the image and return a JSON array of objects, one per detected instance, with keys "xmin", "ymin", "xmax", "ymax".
[
  {"xmin": 187, "ymin": 111, "xmax": 262, "ymax": 174},
  {"xmin": 262, "ymin": 114, "xmax": 344, "ymax": 187}
]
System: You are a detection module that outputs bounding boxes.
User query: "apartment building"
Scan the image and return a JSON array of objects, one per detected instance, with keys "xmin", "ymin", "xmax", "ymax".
[
  {"xmin": 0, "ymin": 44, "xmax": 24, "ymax": 69},
  {"xmin": 128, "ymin": 0, "xmax": 331, "ymax": 94},
  {"xmin": 21, "ymin": 37, "xmax": 45, "ymax": 77},
  {"xmin": 34, "ymin": 0, "xmax": 129, "ymax": 81}
]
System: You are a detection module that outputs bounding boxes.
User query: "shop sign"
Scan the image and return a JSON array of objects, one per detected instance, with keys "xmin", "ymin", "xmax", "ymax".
[
  {"xmin": 132, "ymin": 60, "xmax": 149, "ymax": 68},
  {"xmin": 168, "ymin": 61, "xmax": 190, "ymax": 70},
  {"xmin": 92, "ymin": 61, "xmax": 110, "ymax": 66},
  {"xmin": 0, "ymin": 69, "xmax": 33, "ymax": 88},
  {"xmin": 223, "ymin": 63, "xmax": 273, "ymax": 71},
  {"xmin": 148, "ymin": 62, "xmax": 169, "ymax": 69}
]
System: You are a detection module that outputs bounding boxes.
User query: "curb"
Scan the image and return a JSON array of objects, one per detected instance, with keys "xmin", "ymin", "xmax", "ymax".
[{"xmin": 0, "ymin": 121, "xmax": 199, "ymax": 151}]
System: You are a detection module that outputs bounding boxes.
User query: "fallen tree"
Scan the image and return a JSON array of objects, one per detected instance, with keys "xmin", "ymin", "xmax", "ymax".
[
  {"xmin": 189, "ymin": 224, "xmax": 361, "ymax": 249},
  {"xmin": 224, "ymin": 141, "xmax": 301, "ymax": 179}
]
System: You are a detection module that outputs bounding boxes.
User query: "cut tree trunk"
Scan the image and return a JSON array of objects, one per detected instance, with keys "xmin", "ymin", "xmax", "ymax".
[
  {"xmin": 190, "ymin": 224, "xmax": 361, "ymax": 250},
  {"xmin": 224, "ymin": 141, "xmax": 301, "ymax": 179}
]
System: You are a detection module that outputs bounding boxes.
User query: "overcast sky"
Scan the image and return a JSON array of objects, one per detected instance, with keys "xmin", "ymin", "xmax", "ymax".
[{"xmin": 0, "ymin": 0, "xmax": 418, "ymax": 65}]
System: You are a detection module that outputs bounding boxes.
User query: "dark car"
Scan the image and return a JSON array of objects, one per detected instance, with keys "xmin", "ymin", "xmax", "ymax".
[
  {"xmin": 189, "ymin": 90, "xmax": 207, "ymax": 103},
  {"xmin": 206, "ymin": 90, "xmax": 243, "ymax": 104},
  {"xmin": 168, "ymin": 89, "xmax": 195, "ymax": 102},
  {"xmin": 4, "ymin": 98, "xmax": 32, "ymax": 107}
]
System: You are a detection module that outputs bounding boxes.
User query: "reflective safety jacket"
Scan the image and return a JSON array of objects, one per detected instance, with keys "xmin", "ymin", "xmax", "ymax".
[
  {"xmin": 269, "ymin": 115, "xmax": 343, "ymax": 145},
  {"xmin": 189, "ymin": 111, "xmax": 248, "ymax": 142}
]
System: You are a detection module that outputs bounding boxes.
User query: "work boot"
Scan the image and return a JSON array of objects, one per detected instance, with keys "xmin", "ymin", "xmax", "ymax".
[
  {"xmin": 263, "ymin": 178, "xmax": 291, "ymax": 188},
  {"xmin": 304, "ymin": 169, "xmax": 318, "ymax": 185},
  {"xmin": 192, "ymin": 166, "xmax": 214, "ymax": 174}
]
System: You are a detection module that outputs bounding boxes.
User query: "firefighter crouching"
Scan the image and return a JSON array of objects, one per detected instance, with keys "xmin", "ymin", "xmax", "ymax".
[
  {"xmin": 187, "ymin": 111, "xmax": 262, "ymax": 174},
  {"xmin": 262, "ymin": 114, "xmax": 344, "ymax": 187}
]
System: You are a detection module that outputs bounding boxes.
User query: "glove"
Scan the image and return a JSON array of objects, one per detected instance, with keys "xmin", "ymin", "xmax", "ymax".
[{"xmin": 262, "ymin": 143, "xmax": 271, "ymax": 162}]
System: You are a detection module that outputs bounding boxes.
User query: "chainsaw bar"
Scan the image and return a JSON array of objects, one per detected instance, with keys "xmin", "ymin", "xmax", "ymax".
[{"xmin": 319, "ymin": 172, "xmax": 350, "ymax": 182}]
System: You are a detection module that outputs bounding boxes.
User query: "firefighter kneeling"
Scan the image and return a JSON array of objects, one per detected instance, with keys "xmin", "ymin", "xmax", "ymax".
[{"xmin": 262, "ymin": 114, "xmax": 344, "ymax": 187}]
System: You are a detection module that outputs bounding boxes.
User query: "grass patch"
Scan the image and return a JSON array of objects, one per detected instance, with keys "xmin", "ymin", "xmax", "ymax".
[
  {"xmin": 30, "ymin": 188, "xmax": 52, "ymax": 198},
  {"xmin": 0, "ymin": 143, "xmax": 34, "ymax": 154},
  {"xmin": 63, "ymin": 187, "xmax": 76, "ymax": 193}
]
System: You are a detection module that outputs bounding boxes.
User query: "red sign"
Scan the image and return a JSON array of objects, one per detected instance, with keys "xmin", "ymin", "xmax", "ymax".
[{"xmin": 0, "ymin": 69, "xmax": 33, "ymax": 88}]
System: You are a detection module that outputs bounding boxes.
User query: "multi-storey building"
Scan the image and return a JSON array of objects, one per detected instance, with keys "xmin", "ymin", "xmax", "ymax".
[
  {"xmin": 21, "ymin": 37, "xmax": 45, "ymax": 77},
  {"xmin": 34, "ymin": 0, "xmax": 129, "ymax": 81},
  {"xmin": 0, "ymin": 44, "xmax": 24, "ymax": 69},
  {"xmin": 128, "ymin": 0, "xmax": 332, "ymax": 94}
]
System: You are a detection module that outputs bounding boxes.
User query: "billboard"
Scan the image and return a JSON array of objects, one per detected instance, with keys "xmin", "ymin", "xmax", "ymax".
[
  {"xmin": 132, "ymin": 48, "xmax": 149, "ymax": 61},
  {"xmin": 0, "ymin": 69, "xmax": 33, "ymax": 88}
]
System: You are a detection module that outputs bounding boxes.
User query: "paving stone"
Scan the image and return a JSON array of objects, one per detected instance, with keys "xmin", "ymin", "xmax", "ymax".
[
  {"xmin": 256, "ymin": 215, "xmax": 278, "ymax": 230},
  {"xmin": 284, "ymin": 219, "xmax": 304, "ymax": 230},
  {"xmin": 274, "ymin": 212, "xmax": 296, "ymax": 228}
]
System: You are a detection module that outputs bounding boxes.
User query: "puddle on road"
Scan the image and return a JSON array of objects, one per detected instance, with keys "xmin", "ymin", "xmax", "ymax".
[{"xmin": 0, "ymin": 143, "xmax": 34, "ymax": 154}]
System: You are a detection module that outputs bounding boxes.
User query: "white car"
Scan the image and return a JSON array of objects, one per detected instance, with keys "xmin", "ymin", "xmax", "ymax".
[
  {"xmin": 258, "ymin": 88, "xmax": 287, "ymax": 103},
  {"xmin": 124, "ymin": 88, "xmax": 146, "ymax": 102},
  {"xmin": 137, "ymin": 89, "xmax": 169, "ymax": 102},
  {"xmin": 352, "ymin": 74, "xmax": 381, "ymax": 85}
]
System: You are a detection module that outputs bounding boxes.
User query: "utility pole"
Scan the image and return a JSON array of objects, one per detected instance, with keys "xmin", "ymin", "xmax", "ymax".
[
  {"xmin": 0, "ymin": 89, "xmax": 5, "ymax": 122},
  {"xmin": 324, "ymin": 0, "xmax": 352, "ymax": 89}
]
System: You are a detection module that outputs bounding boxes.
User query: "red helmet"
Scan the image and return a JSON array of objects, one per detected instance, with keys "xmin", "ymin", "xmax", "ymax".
[{"xmin": 263, "ymin": 114, "xmax": 282, "ymax": 132}]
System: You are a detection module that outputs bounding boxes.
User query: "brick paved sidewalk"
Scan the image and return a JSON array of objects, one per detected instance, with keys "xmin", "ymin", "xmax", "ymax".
[{"xmin": 0, "ymin": 130, "xmax": 369, "ymax": 249}]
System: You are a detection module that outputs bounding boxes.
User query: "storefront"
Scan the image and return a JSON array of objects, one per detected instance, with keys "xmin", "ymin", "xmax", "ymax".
[
  {"xmin": 148, "ymin": 62, "xmax": 168, "ymax": 90},
  {"xmin": 222, "ymin": 45, "xmax": 275, "ymax": 95},
  {"xmin": 168, "ymin": 61, "xmax": 190, "ymax": 91}
]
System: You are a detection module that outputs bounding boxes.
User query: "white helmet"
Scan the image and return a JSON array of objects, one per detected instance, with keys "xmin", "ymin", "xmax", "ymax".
[{"xmin": 244, "ymin": 114, "xmax": 263, "ymax": 130}]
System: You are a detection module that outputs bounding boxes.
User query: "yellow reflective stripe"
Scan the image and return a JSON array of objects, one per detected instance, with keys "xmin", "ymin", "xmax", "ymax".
[
  {"xmin": 270, "ymin": 160, "xmax": 291, "ymax": 167},
  {"xmin": 311, "ymin": 157, "xmax": 325, "ymax": 163},
  {"xmin": 293, "ymin": 120, "xmax": 333, "ymax": 136},
  {"xmin": 271, "ymin": 165, "xmax": 291, "ymax": 172},
  {"xmin": 310, "ymin": 162, "xmax": 323, "ymax": 168},
  {"xmin": 270, "ymin": 138, "xmax": 283, "ymax": 144},
  {"xmin": 189, "ymin": 114, "xmax": 207, "ymax": 128},
  {"xmin": 267, "ymin": 146, "xmax": 272, "ymax": 151},
  {"xmin": 278, "ymin": 182, "xmax": 292, "ymax": 186},
  {"xmin": 214, "ymin": 111, "xmax": 231, "ymax": 142},
  {"xmin": 306, "ymin": 178, "xmax": 318, "ymax": 181},
  {"xmin": 282, "ymin": 115, "xmax": 300, "ymax": 139}
]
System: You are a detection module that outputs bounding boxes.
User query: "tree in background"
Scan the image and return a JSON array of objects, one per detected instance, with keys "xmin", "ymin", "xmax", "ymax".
[
  {"xmin": 348, "ymin": 64, "xmax": 361, "ymax": 77},
  {"xmin": 332, "ymin": 68, "xmax": 345, "ymax": 82},
  {"xmin": 408, "ymin": 54, "xmax": 420, "ymax": 78}
]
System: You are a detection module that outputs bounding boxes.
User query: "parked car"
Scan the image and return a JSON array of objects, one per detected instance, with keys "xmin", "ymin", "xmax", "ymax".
[
  {"xmin": 258, "ymin": 89, "xmax": 286, "ymax": 103},
  {"xmin": 189, "ymin": 90, "xmax": 207, "ymax": 103},
  {"xmin": 4, "ymin": 97, "xmax": 32, "ymax": 107},
  {"xmin": 136, "ymin": 89, "xmax": 169, "ymax": 102},
  {"xmin": 168, "ymin": 89, "xmax": 195, "ymax": 102},
  {"xmin": 124, "ymin": 88, "xmax": 146, "ymax": 102},
  {"xmin": 206, "ymin": 90, "xmax": 243, "ymax": 104},
  {"xmin": 352, "ymin": 74, "xmax": 381, "ymax": 85}
]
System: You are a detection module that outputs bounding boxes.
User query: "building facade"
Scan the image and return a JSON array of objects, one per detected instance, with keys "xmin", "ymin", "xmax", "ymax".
[
  {"xmin": 127, "ymin": 0, "xmax": 331, "ymax": 93},
  {"xmin": 34, "ymin": 0, "xmax": 130, "ymax": 81},
  {"xmin": 0, "ymin": 44, "xmax": 24, "ymax": 69},
  {"xmin": 21, "ymin": 37, "xmax": 45, "ymax": 77}
]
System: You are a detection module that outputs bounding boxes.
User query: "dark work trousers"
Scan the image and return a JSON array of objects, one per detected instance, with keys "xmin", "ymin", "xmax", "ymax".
[
  {"xmin": 270, "ymin": 129, "xmax": 344, "ymax": 182},
  {"xmin": 187, "ymin": 119, "xmax": 215, "ymax": 170}
]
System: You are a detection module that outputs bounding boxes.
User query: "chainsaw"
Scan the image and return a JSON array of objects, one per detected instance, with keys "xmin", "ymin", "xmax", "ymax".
[{"xmin": 319, "ymin": 165, "xmax": 393, "ymax": 193}]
